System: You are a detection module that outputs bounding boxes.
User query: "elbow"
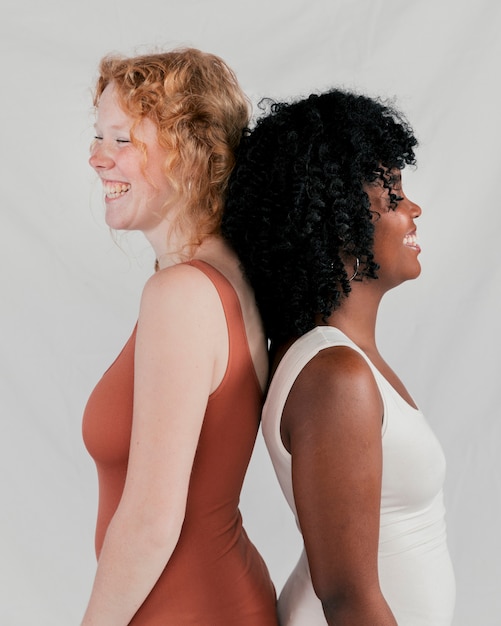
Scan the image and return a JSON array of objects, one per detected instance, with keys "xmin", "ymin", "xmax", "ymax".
[
  {"xmin": 313, "ymin": 576, "xmax": 357, "ymax": 609},
  {"xmin": 137, "ymin": 504, "xmax": 185, "ymax": 553},
  {"xmin": 319, "ymin": 594, "xmax": 353, "ymax": 623},
  {"xmin": 108, "ymin": 504, "xmax": 185, "ymax": 558},
  {"xmin": 314, "ymin": 582, "xmax": 389, "ymax": 624},
  {"xmin": 141, "ymin": 516, "xmax": 184, "ymax": 554},
  {"xmin": 317, "ymin": 588, "xmax": 351, "ymax": 620}
]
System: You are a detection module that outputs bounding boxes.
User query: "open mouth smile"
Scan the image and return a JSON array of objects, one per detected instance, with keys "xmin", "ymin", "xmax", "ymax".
[
  {"xmin": 104, "ymin": 182, "xmax": 131, "ymax": 199},
  {"xmin": 403, "ymin": 232, "xmax": 420, "ymax": 251}
]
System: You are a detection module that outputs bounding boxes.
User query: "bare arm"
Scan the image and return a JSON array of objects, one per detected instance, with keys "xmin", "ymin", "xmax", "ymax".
[
  {"xmin": 81, "ymin": 265, "xmax": 228, "ymax": 625},
  {"xmin": 281, "ymin": 346, "xmax": 397, "ymax": 625}
]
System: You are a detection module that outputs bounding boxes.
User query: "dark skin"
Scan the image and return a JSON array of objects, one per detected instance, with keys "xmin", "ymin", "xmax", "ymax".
[{"xmin": 275, "ymin": 171, "xmax": 421, "ymax": 625}]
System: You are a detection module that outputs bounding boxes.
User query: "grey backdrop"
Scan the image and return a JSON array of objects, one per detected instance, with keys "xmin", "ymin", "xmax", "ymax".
[{"xmin": 1, "ymin": 1, "xmax": 500, "ymax": 624}]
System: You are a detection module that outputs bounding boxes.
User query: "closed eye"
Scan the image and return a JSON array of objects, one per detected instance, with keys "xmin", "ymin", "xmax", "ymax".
[{"xmin": 386, "ymin": 169, "xmax": 402, "ymax": 188}]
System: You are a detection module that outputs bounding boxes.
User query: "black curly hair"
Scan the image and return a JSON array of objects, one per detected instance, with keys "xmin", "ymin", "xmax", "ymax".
[{"xmin": 221, "ymin": 89, "xmax": 417, "ymax": 346}]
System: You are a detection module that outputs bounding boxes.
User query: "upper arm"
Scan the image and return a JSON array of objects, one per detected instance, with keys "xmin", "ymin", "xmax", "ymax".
[
  {"xmin": 282, "ymin": 346, "xmax": 385, "ymax": 605},
  {"xmin": 117, "ymin": 266, "xmax": 227, "ymax": 535}
]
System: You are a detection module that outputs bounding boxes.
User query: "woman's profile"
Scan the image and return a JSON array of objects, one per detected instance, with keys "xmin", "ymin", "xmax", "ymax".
[
  {"xmin": 222, "ymin": 89, "xmax": 455, "ymax": 625},
  {"xmin": 81, "ymin": 48, "xmax": 278, "ymax": 625}
]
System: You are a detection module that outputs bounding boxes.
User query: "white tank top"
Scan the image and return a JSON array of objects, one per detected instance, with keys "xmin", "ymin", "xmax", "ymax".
[{"xmin": 262, "ymin": 326, "xmax": 455, "ymax": 625}]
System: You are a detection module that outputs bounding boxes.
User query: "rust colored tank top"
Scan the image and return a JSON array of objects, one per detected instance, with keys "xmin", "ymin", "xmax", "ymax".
[{"xmin": 82, "ymin": 260, "xmax": 277, "ymax": 625}]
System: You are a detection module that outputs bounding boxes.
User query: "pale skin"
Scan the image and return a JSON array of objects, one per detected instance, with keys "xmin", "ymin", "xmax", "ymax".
[
  {"xmin": 81, "ymin": 83, "xmax": 268, "ymax": 625},
  {"xmin": 276, "ymin": 173, "xmax": 422, "ymax": 625}
]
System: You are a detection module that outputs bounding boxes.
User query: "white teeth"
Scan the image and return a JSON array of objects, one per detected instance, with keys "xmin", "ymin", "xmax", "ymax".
[
  {"xmin": 104, "ymin": 183, "xmax": 131, "ymax": 198},
  {"xmin": 403, "ymin": 233, "xmax": 418, "ymax": 246}
]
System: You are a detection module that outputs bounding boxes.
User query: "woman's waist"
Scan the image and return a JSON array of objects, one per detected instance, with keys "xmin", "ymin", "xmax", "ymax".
[{"xmin": 379, "ymin": 504, "xmax": 449, "ymax": 556}]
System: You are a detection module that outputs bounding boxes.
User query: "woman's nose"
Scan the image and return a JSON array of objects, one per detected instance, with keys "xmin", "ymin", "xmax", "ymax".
[
  {"xmin": 89, "ymin": 143, "xmax": 114, "ymax": 171},
  {"xmin": 411, "ymin": 199, "xmax": 422, "ymax": 219},
  {"xmin": 406, "ymin": 196, "xmax": 422, "ymax": 219}
]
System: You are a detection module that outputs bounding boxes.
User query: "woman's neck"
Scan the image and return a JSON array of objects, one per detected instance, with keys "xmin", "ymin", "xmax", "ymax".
[
  {"xmin": 322, "ymin": 280, "xmax": 385, "ymax": 353},
  {"xmin": 154, "ymin": 233, "xmax": 231, "ymax": 271},
  {"xmin": 151, "ymin": 225, "xmax": 200, "ymax": 270}
]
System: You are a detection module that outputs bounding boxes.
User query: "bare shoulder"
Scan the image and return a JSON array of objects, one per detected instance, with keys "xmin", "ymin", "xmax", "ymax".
[
  {"xmin": 281, "ymin": 343, "xmax": 394, "ymax": 622},
  {"xmin": 293, "ymin": 345, "xmax": 379, "ymax": 402},
  {"xmin": 141, "ymin": 263, "xmax": 222, "ymax": 305},
  {"xmin": 135, "ymin": 266, "xmax": 222, "ymax": 356},
  {"xmin": 136, "ymin": 264, "xmax": 229, "ymax": 394},
  {"xmin": 136, "ymin": 263, "xmax": 227, "ymax": 353},
  {"xmin": 281, "ymin": 345, "xmax": 383, "ymax": 450}
]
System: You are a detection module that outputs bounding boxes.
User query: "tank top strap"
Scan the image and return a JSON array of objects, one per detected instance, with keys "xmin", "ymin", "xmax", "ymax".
[{"xmin": 184, "ymin": 259, "xmax": 261, "ymax": 396}]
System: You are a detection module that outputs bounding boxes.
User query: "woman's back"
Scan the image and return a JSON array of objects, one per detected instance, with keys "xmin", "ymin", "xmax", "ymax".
[{"xmin": 83, "ymin": 260, "xmax": 277, "ymax": 624}]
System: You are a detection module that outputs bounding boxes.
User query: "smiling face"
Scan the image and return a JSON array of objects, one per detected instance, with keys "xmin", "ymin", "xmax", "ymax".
[
  {"xmin": 89, "ymin": 83, "xmax": 173, "ymax": 238},
  {"xmin": 365, "ymin": 169, "xmax": 422, "ymax": 291}
]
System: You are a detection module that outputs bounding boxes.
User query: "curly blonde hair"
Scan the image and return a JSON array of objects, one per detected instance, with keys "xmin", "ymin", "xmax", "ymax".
[{"xmin": 93, "ymin": 47, "xmax": 250, "ymax": 246}]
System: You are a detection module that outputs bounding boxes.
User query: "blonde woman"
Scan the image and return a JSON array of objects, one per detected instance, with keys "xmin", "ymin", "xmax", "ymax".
[{"xmin": 81, "ymin": 48, "xmax": 277, "ymax": 625}]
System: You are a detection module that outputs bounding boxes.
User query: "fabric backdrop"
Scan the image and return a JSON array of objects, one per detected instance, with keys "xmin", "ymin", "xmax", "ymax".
[{"xmin": 1, "ymin": 1, "xmax": 499, "ymax": 624}]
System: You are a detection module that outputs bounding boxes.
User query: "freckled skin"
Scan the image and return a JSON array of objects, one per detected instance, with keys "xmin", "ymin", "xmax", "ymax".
[{"xmin": 89, "ymin": 84, "xmax": 174, "ymax": 241}]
